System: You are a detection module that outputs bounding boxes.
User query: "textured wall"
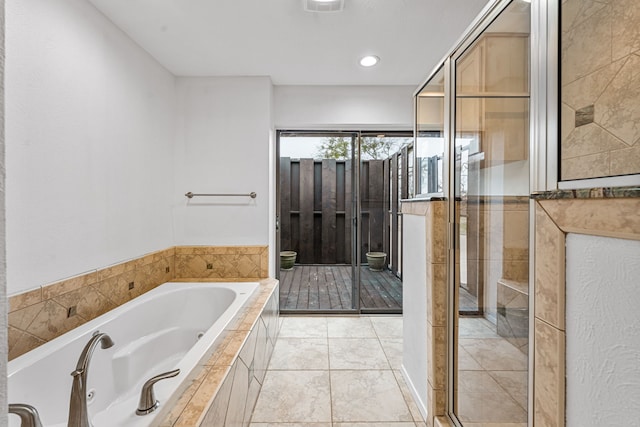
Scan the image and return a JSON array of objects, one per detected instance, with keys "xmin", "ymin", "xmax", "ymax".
[
  {"xmin": 561, "ymin": 0, "xmax": 640, "ymax": 180},
  {"xmin": 6, "ymin": 0, "xmax": 177, "ymax": 295},
  {"xmin": 274, "ymin": 85, "xmax": 414, "ymax": 130},
  {"xmin": 172, "ymin": 77, "xmax": 272, "ymax": 247},
  {"xmin": 566, "ymin": 233, "xmax": 640, "ymax": 425}
]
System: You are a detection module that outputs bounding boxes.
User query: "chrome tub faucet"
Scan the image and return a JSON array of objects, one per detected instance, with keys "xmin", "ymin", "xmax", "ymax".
[
  {"xmin": 68, "ymin": 331, "xmax": 114, "ymax": 427},
  {"xmin": 8, "ymin": 403, "xmax": 43, "ymax": 427}
]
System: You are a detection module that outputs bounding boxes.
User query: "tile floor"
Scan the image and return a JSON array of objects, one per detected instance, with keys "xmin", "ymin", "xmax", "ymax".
[
  {"xmin": 249, "ymin": 316, "xmax": 528, "ymax": 427},
  {"xmin": 456, "ymin": 317, "xmax": 528, "ymax": 426},
  {"xmin": 249, "ymin": 316, "xmax": 427, "ymax": 427}
]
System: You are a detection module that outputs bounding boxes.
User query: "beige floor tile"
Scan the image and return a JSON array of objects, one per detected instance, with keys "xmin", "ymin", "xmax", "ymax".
[
  {"xmin": 327, "ymin": 317, "xmax": 376, "ymax": 338},
  {"xmin": 487, "ymin": 370, "xmax": 528, "ymax": 397},
  {"xmin": 457, "ymin": 346, "xmax": 483, "ymax": 370},
  {"xmin": 463, "ymin": 424, "xmax": 527, "ymax": 427},
  {"xmin": 457, "ymin": 371, "xmax": 504, "ymax": 393},
  {"xmin": 334, "ymin": 423, "xmax": 416, "ymax": 427},
  {"xmin": 329, "ymin": 338, "xmax": 390, "ymax": 369},
  {"xmin": 268, "ymin": 338, "xmax": 329, "ymax": 370},
  {"xmin": 392, "ymin": 370, "xmax": 426, "ymax": 423},
  {"xmin": 251, "ymin": 370, "xmax": 331, "ymax": 423},
  {"xmin": 370, "ymin": 316, "xmax": 404, "ymax": 338},
  {"xmin": 251, "ymin": 424, "xmax": 331, "ymax": 427},
  {"xmin": 457, "ymin": 390, "xmax": 527, "ymax": 423},
  {"xmin": 380, "ymin": 338, "xmax": 403, "ymax": 369},
  {"xmin": 459, "ymin": 338, "xmax": 527, "ymax": 371},
  {"xmin": 458, "ymin": 317, "xmax": 500, "ymax": 338},
  {"xmin": 279, "ymin": 317, "xmax": 327, "ymax": 338},
  {"xmin": 488, "ymin": 371, "xmax": 528, "ymax": 410},
  {"xmin": 331, "ymin": 370, "xmax": 412, "ymax": 422}
]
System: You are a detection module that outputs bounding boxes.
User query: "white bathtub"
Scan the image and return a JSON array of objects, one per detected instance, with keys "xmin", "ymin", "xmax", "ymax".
[{"xmin": 8, "ymin": 281, "xmax": 260, "ymax": 427}]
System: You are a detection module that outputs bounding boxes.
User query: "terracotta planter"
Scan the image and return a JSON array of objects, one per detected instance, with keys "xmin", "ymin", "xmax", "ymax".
[
  {"xmin": 366, "ymin": 252, "xmax": 387, "ymax": 271},
  {"xmin": 280, "ymin": 251, "xmax": 297, "ymax": 270}
]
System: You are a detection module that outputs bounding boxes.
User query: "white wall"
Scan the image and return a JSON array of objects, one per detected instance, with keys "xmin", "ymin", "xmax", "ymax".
[
  {"xmin": 6, "ymin": 0, "xmax": 176, "ymax": 295},
  {"xmin": 402, "ymin": 213, "xmax": 428, "ymax": 417},
  {"xmin": 172, "ymin": 77, "xmax": 273, "ymax": 248},
  {"xmin": 566, "ymin": 233, "xmax": 640, "ymax": 426},
  {"xmin": 274, "ymin": 85, "xmax": 414, "ymax": 130},
  {"xmin": 0, "ymin": 0, "xmax": 7, "ymax": 419}
]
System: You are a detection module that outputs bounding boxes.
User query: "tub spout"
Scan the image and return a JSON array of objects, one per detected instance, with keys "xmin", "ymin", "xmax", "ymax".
[
  {"xmin": 68, "ymin": 331, "xmax": 114, "ymax": 427},
  {"xmin": 136, "ymin": 369, "xmax": 180, "ymax": 415},
  {"xmin": 9, "ymin": 403, "xmax": 43, "ymax": 427}
]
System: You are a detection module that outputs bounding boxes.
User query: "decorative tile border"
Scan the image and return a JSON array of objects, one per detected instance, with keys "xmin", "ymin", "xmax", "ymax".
[
  {"xmin": 8, "ymin": 245, "xmax": 270, "ymax": 360},
  {"xmin": 534, "ymin": 196, "xmax": 640, "ymax": 426},
  {"xmin": 531, "ymin": 186, "xmax": 640, "ymax": 200}
]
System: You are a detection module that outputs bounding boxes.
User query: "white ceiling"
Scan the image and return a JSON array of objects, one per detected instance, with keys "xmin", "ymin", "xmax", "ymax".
[{"xmin": 88, "ymin": 0, "xmax": 491, "ymax": 86}]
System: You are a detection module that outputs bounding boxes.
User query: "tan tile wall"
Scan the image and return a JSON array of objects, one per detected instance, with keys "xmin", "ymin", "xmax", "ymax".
[
  {"xmin": 8, "ymin": 245, "xmax": 270, "ymax": 360},
  {"xmin": 175, "ymin": 246, "xmax": 269, "ymax": 280},
  {"xmin": 561, "ymin": 0, "xmax": 640, "ymax": 180},
  {"xmin": 533, "ymin": 197, "xmax": 640, "ymax": 426}
]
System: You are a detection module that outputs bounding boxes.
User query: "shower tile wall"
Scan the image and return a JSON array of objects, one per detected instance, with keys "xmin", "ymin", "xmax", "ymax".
[
  {"xmin": 561, "ymin": 0, "xmax": 640, "ymax": 180},
  {"xmin": 8, "ymin": 245, "xmax": 269, "ymax": 360}
]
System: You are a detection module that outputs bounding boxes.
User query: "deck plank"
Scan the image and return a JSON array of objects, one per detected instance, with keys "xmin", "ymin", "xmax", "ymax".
[{"xmin": 279, "ymin": 264, "xmax": 401, "ymax": 311}]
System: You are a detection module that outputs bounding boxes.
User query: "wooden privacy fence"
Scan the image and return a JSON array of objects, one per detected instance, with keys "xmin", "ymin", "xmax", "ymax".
[{"xmin": 280, "ymin": 150, "xmax": 410, "ymax": 275}]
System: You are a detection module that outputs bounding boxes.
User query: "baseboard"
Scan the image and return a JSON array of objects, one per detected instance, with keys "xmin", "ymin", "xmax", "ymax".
[{"xmin": 401, "ymin": 364, "xmax": 428, "ymax": 421}]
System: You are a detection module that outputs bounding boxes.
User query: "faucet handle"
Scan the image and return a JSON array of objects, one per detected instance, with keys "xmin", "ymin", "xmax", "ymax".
[
  {"xmin": 9, "ymin": 403, "xmax": 43, "ymax": 427},
  {"xmin": 136, "ymin": 369, "xmax": 180, "ymax": 416}
]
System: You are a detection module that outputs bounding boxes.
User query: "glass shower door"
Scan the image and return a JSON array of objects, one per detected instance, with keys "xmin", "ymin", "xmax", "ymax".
[{"xmin": 451, "ymin": 0, "xmax": 531, "ymax": 425}]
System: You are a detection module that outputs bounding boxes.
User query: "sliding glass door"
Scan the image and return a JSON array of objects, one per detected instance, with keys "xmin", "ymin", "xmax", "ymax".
[{"xmin": 276, "ymin": 131, "xmax": 410, "ymax": 314}]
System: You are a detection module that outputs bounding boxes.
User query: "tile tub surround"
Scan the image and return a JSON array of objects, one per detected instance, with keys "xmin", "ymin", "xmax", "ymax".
[
  {"xmin": 8, "ymin": 245, "xmax": 269, "ymax": 360},
  {"xmin": 560, "ymin": 0, "xmax": 640, "ymax": 180},
  {"xmin": 159, "ymin": 278, "xmax": 279, "ymax": 427},
  {"xmin": 533, "ymin": 196, "xmax": 640, "ymax": 427},
  {"xmin": 175, "ymin": 245, "xmax": 269, "ymax": 280}
]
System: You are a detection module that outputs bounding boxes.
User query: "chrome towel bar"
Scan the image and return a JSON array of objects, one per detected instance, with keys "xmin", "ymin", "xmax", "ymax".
[{"xmin": 185, "ymin": 191, "xmax": 257, "ymax": 199}]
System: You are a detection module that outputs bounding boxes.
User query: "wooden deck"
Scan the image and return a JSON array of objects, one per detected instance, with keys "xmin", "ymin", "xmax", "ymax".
[{"xmin": 279, "ymin": 265, "xmax": 402, "ymax": 311}]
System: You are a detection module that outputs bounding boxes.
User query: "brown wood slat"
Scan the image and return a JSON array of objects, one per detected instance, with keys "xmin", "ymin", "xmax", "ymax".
[
  {"xmin": 401, "ymin": 146, "xmax": 409, "ymax": 199},
  {"xmin": 361, "ymin": 269, "xmax": 392, "ymax": 308},
  {"xmin": 299, "ymin": 160, "xmax": 315, "ymax": 263},
  {"xmin": 368, "ymin": 160, "xmax": 384, "ymax": 253},
  {"xmin": 285, "ymin": 266, "xmax": 303, "ymax": 310},
  {"xmin": 344, "ymin": 160, "xmax": 353, "ymax": 264},
  {"xmin": 307, "ymin": 265, "xmax": 320, "ymax": 309},
  {"xmin": 336, "ymin": 161, "xmax": 346, "ymax": 263},
  {"xmin": 279, "ymin": 265, "xmax": 294, "ymax": 306},
  {"xmin": 317, "ymin": 266, "xmax": 331, "ymax": 310},
  {"xmin": 383, "ymin": 159, "xmax": 390, "ymax": 258},
  {"xmin": 391, "ymin": 153, "xmax": 399, "ymax": 273},
  {"xmin": 280, "ymin": 157, "xmax": 292, "ymax": 251},
  {"xmin": 363, "ymin": 268, "xmax": 402, "ymax": 307},
  {"xmin": 296, "ymin": 265, "xmax": 310, "ymax": 309},
  {"xmin": 335, "ymin": 265, "xmax": 354, "ymax": 309},
  {"xmin": 325, "ymin": 267, "xmax": 342, "ymax": 309},
  {"xmin": 321, "ymin": 159, "xmax": 337, "ymax": 264}
]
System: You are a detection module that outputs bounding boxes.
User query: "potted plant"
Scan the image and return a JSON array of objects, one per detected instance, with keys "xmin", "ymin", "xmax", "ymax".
[
  {"xmin": 280, "ymin": 251, "xmax": 297, "ymax": 270},
  {"xmin": 366, "ymin": 252, "xmax": 387, "ymax": 271}
]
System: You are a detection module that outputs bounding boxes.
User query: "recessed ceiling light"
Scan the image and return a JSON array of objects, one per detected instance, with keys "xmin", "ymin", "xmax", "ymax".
[
  {"xmin": 360, "ymin": 55, "xmax": 380, "ymax": 67},
  {"xmin": 303, "ymin": 0, "xmax": 344, "ymax": 12}
]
